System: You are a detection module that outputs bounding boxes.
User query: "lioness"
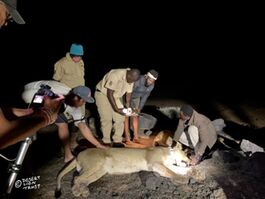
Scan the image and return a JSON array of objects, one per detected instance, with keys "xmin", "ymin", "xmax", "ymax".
[{"xmin": 55, "ymin": 146, "xmax": 195, "ymax": 198}]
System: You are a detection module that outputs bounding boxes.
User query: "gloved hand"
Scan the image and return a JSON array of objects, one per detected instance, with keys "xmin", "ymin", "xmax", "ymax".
[{"xmin": 122, "ymin": 108, "xmax": 135, "ymax": 116}]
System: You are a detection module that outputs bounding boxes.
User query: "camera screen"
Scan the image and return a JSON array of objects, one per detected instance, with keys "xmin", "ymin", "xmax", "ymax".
[{"xmin": 33, "ymin": 95, "xmax": 44, "ymax": 103}]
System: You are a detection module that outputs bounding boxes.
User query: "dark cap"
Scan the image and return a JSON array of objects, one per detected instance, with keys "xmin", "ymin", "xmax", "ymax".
[
  {"xmin": 71, "ymin": 86, "xmax": 95, "ymax": 103},
  {"xmin": 180, "ymin": 104, "xmax": 193, "ymax": 117},
  {"xmin": 3, "ymin": 0, "xmax": 25, "ymax": 24}
]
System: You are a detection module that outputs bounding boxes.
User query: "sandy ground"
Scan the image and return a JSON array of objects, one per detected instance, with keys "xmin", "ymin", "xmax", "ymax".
[{"xmin": 1, "ymin": 98, "xmax": 265, "ymax": 199}]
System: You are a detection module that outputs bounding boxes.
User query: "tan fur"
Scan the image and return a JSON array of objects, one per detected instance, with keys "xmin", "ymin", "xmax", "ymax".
[
  {"xmin": 55, "ymin": 146, "xmax": 195, "ymax": 197},
  {"xmin": 124, "ymin": 130, "xmax": 174, "ymax": 148},
  {"xmin": 153, "ymin": 130, "xmax": 174, "ymax": 147}
]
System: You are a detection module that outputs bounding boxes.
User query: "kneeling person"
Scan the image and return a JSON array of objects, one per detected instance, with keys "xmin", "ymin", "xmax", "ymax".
[{"xmin": 171, "ymin": 104, "xmax": 217, "ymax": 166}]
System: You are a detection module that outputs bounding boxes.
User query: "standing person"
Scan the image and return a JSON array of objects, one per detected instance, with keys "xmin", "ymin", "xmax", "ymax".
[
  {"xmin": 0, "ymin": 0, "xmax": 25, "ymax": 28},
  {"xmin": 124, "ymin": 69, "xmax": 159, "ymax": 143},
  {"xmin": 171, "ymin": 104, "xmax": 218, "ymax": 166},
  {"xmin": 95, "ymin": 68, "xmax": 140, "ymax": 147},
  {"xmin": 53, "ymin": 43, "xmax": 85, "ymax": 88},
  {"xmin": 53, "ymin": 43, "xmax": 86, "ymax": 116},
  {"xmin": 55, "ymin": 85, "xmax": 107, "ymax": 162}
]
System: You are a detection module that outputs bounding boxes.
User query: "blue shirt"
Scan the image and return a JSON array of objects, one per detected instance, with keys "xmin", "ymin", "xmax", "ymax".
[{"xmin": 132, "ymin": 75, "xmax": 154, "ymax": 110}]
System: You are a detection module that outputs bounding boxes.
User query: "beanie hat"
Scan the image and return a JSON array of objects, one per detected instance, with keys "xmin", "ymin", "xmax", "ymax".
[
  {"xmin": 70, "ymin": 44, "xmax": 84, "ymax": 56},
  {"xmin": 71, "ymin": 86, "xmax": 94, "ymax": 103},
  {"xmin": 180, "ymin": 104, "xmax": 193, "ymax": 117}
]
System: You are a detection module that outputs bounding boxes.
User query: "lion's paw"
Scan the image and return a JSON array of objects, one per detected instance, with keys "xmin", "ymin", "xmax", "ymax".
[{"xmin": 72, "ymin": 183, "xmax": 90, "ymax": 197}]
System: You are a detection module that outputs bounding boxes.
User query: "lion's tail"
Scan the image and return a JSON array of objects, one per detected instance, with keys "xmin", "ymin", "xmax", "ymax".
[{"xmin": 54, "ymin": 158, "xmax": 77, "ymax": 198}]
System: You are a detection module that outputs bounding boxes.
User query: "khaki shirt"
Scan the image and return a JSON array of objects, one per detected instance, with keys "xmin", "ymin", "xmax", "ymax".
[
  {"xmin": 53, "ymin": 53, "xmax": 85, "ymax": 88},
  {"xmin": 173, "ymin": 110, "xmax": 217, "ymax": 155},
  {"xmin": 96, "ymin": 68, "xmax": 133, "ymax": 98}
]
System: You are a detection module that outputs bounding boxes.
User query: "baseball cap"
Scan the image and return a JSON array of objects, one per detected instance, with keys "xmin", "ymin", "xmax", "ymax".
[
  {"xmin": 3, "ymin": 0, "xmax": 25, "ymax": 24},
  {"xmin": 71, "ymin": 86, "xmax": 95, "ymax": 103}
]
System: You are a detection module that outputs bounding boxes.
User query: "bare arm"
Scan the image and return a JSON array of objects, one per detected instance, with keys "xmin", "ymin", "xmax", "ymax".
[
  {"xmin": 0, "ymin": 108, "xmax": 50, "ymax": 149},
  {"xmin": 77, "ymin": 122, "xmax": 106, "ymax": 149},
  {"xmin": 107, "ymin": 88, "xmax": 124, "ymax": 115},
  {"xmin": 125, "ymin": 92, "xmax": 132, "ymax": 108},
  {"xmin": 0, "ymin": 96, "xmax": 64, "ymax": 149}
]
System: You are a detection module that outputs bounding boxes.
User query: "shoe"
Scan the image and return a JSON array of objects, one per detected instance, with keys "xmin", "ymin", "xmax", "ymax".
[{"xmin": 112, "ymin": 142, "xmax": 125, "ymax": 148}]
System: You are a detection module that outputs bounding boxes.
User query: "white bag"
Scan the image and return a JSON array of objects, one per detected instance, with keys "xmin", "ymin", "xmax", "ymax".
[{"xmin": 21, "ymin": 80, "xmax": 71, "ymax": 103}]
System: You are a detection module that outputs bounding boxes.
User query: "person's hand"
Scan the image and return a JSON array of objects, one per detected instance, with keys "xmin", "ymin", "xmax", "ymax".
[
  {"xmin": 37, "ymin": 95, "xmax": 65, "ymax": 125},
  {"xmin": 123, "ymin": 108, "xmax": 131, "ymax": 114},
  {"xmin": 0, "ymin": 2, "xmax": 8, "ymax": 28},
  {"xmin": 118, "ymin": 108, "xmax": 133, "ymax": 116},
  {"xmin": 133, "ymin": 108, "xmax": 140, "ymax": 114},
  {"xmin": 12, "ymin": 108, "xmax": 34, "ymax": 117},
  {"xmin": 43, "ymin": 95, "xmax": 64, "ymax": 113},
  {"xmin": 117, "ymin": 108, "xmax": 126, "ymax": 115},
  {"xmin": 96, "ymin": 144, "xmax": 109, "ymax": 149},
  {"xmin": 188, "ymin": 154, "xmax": 202, "ymax": 166}
]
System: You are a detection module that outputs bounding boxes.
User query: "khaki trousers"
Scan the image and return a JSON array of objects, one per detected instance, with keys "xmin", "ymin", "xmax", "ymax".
[{"xmin": 95, "ymin": 91, "xmax": 125, "ymax": 143}]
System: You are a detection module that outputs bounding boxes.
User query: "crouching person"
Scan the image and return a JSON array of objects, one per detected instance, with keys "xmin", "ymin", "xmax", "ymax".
[
  {"xmin": 171, "ymin": 104, "xmax": 217, "ymax": 166},
  {"xmin": 22, "ymin": 80, "xmax": 107, "ymax": 163},
  {"xmin": 55, "ymin": 86, "xmax": 107, "ymax": 163}
]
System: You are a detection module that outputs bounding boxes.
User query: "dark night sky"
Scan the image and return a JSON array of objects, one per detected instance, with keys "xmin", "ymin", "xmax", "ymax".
[{"xmin": 0, "ymin": 1, "xmax": 264, "ymax": 106}]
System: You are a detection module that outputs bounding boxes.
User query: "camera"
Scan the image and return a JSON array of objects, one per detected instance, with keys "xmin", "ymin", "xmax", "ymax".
[{"xmin": 30, "ymin": 84, "xmax": 58, "ymax": 108}]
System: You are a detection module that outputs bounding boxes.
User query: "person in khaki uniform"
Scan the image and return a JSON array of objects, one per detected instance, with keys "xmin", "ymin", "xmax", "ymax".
[
  {"xmin": 53, "ymin": 43, "xmax": 85, "ymax": 88},
  {"xmin": 95, "ymin": 68, "xmax": 140, "ymax": 147},
  {"xmin": 53, "ymin": 43, "xmax": 86, "ymax": 114},
  {"xmin": 171, "ymin": 104, "xmax": 217, "ymax": 166}
]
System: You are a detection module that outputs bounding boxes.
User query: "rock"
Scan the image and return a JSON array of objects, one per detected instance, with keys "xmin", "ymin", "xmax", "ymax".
[{"xmin": 240, "ymin": 139, "xmax": 264, "ymax": 154}]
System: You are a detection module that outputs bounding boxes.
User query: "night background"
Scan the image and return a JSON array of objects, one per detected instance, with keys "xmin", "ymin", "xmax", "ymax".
[
  {"xmin": 1, "ymin": 1, "xmax": 265, "ymax": 198},
  {"xmin": 0, "ymin": 0, "xmax": 263, "ymax": 107}
]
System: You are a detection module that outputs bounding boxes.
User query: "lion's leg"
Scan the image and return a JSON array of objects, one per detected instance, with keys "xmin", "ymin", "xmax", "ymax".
[
  {"xmin": 151, "ymin": 163, "xmax": 190, "ymax": 184},
  {"xmin": 72, "ymin": 168, "xmax": 107, "ymax": 197}
]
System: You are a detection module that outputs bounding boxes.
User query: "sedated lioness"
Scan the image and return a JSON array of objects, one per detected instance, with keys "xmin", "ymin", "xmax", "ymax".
[{"xmin": 55, "ymin": 146, "xmax": 195, "ymax": 198}]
